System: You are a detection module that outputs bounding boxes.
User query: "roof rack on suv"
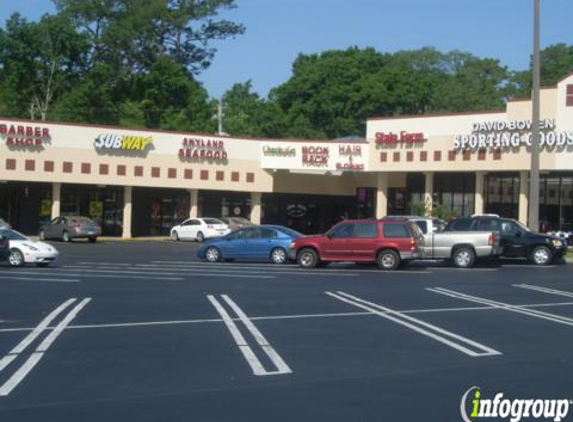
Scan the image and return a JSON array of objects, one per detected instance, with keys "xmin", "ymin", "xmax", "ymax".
[{"xmin": 471, "ymin": 213, "xmax": 500, "ymax": 218}]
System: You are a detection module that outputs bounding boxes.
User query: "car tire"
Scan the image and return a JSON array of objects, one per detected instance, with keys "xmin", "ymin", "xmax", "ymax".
[
  {"xmin": 452, "ymin": 247, "xmax": 476, "ymax": 268},
  {"xmin": 530, "ymin": 245, "xmax": 553, "ymax": 266},
  {"xmin": 205, "ymin": 246, "xmax": 221, "ymax": 262},
  {"xmin": 88, "ymin": 237, "xmax": 97, "ymax": 243},
  {"xmin": 196, "ymin": 232, "xmax": 204, "ymax": 243},
  {"xmin": 377, "ymin": 249, "xmax": 400, "ymax": 271},
  {"xmin": 35, "ymin": 262, "xmax": 50, "ymax": 267},
  {"xmin": 270, "ymin": 247, "xmax": 287, "ymax": 264},
  {"xmin": 62, "ymin": 231, "xmax": 70, "ymax": 242},
  {"xmin": 297, "ymin": 248, "xmax": 318, "ymax": 269},
  {"xmin": 8, "ymin": 249, "xmax": 25, "ymax": 267},
  {"xmin": 171, "ymin": 231, "xmax": 179, "ymax": 241},
  {"xmin": 39, "ymin": 230, "xmax": 45, "ymax": 241}
]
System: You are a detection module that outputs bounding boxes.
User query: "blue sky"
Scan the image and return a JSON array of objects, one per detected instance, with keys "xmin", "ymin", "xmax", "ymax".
[{"xmin": 1, "ymin": 0, "xmax": 572, "ymax": 99}]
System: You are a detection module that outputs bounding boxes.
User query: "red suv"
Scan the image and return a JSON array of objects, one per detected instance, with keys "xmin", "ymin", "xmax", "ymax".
[{"xmin": 289, "ymin": 219, "xmax": 423, "ymax": 270}]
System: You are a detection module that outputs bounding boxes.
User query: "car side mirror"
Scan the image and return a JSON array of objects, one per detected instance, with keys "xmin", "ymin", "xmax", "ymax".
[
  {"xmin": 326, "ymin": 232, "xmax": 332, "ymax": 239},
  {"xmin": 515, "ymin": 231, "xmax": 522, "ymax": 237}
]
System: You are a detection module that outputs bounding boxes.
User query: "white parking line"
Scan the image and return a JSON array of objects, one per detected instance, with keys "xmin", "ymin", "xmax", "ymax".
[
  {"xmin": 58, "ymin": 267, "xmax": 276, "ymax": 279},
  {"xmin": 65, "ymin": 264, "xmax": 359, "ymax": 277},
  {"xmin": 0, "ymin": 298, "xmax": 91, "ymax": 396},
  {"xmin": 513, "ymin": 284, "xmax": 573, "ymax": 299},
  {"xmin": 427, "ymin": 287, "xmax": 573, "ymax": 327},
  {"xmin": 0, "ymin": 275, "xmax": 80, "ymax": 283},
  {"xmin": 8, "ymin": 271, "xmax": 184, "ymax": 281},
  {"xmin": 0, "ymin": 299, "xmax": 76, "ymax": 372},
  {"xmin": 208, "ymin": 294, "xmax": 292, "ymax": 376},
  {"xmin": 327, "ymin": 291, "xmax": 502, "ymax": 357}
]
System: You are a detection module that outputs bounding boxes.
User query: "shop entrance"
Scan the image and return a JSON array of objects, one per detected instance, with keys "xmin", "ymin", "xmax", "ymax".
[
  {"xmin": 60, "ymin": 185, "xmax": 124, "ymax": 236},
  {"xmin": 132, "ymin": 188, "xmax": 189, "ymax": 236},
  {"xmin": 0, "ymin": 182, "xmax": 51, "ymax": 235}
]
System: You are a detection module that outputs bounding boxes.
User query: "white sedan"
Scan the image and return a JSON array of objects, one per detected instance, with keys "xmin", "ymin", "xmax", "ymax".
[
  {"xmin": 0, "ymin": 229, "xmax": 59, "ymax": 267},
  {"xmin": 170, "ymin": 218, "xmax": 231, "ymax": 242}
]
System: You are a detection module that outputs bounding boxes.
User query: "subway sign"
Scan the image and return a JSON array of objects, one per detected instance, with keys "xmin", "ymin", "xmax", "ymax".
[{"xmin": 94, "ymin": 134, "xmax": 153, "ymax": 151}]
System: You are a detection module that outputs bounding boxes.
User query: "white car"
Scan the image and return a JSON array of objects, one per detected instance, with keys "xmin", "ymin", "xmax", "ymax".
[
  {"xmin": 0, "ymin": 229, "xmax": 59, "ymax": 267},
  {"xmin": 170, "ymin": 218, "xmax": 231, "ymax": 242}
]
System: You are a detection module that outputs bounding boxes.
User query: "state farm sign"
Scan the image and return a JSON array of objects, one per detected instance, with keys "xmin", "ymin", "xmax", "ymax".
[{"xmin": 375, "ymin": 131, "xmax": 426, "ymax": 147}]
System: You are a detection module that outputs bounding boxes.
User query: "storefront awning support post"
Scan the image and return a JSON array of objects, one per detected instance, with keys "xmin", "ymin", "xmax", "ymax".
[
  {"xmin": 528, "ymin": 0, "xmax": 541, "ymax": 231},
  {"xmin": 122, "ymin": 186, "xmax": 132, "ymax": 239},
  {"xmin": 51, "ymin": 182, "xmax": 61, "ymax": 219},
  {"xmin": 376, "ymin": 173, "xmax": 388, "ymax": 219}
]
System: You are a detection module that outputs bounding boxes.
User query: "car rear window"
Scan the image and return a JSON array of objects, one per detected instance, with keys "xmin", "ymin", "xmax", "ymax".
[
  {"xmin": 415, "ymin": 220, "xmax": 428, "ymax": 234},
  {"xmin": 448, "ymin": 219, "xmax": 472, "ymax": 231},
  {"xmin": 383, "ymin": 223, "xmax": 411, "ymax": 238},
  {"xmin": 203, "ymin": 218, "xmax": 224, "ymax": 225}
]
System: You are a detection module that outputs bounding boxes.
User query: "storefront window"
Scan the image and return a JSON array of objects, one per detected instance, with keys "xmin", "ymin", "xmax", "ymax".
[
  {"xmin": 484, "ymin": 173, "xmax": 519, "ymax": 220},
  {"xmin": 539, "ymin": 174, "xmax": 573, "ymax": 231},
  {"xmin": 434, "ymin": 173, "xmax": 475, "ymax": 217}
]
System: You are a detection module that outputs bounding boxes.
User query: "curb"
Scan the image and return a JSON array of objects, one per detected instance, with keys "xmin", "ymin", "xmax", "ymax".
[{"xmin": 29, "ymin": 236, "xmax": 171, "ymax": 243}]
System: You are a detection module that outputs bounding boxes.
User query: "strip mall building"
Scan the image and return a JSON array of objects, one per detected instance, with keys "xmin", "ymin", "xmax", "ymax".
[{"xmin": 1, "ymin": 74, "xmax": 573, "ymax": 238}]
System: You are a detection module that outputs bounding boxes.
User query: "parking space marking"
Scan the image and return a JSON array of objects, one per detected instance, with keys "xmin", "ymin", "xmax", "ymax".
[
  {"xmin": 208, "ymin": 294, "xmax": 292, "ymax": 376},
  {"xmin": 58, "ymin": 266, "xmax": 276, "ymax": 279},
  {"xmin": 427, "ymin": 287, "xmax": 573, "ymax": 327},
  {"xmin": 65, "ymin": 264, "xmax": 358, "ymax": 278},
  {"xmin": 326, "ymin": 291, "xmax": 502, "ymax": 357},
  {"xmin": 513, "ymin": 284, "xmax": 573, "ymax": 299},
  {"xmin": 0, "ymin": 299, "xmax": 76, "ymax": 372},
  {"xmin": 0, "ymin": 275, "xmax": 80, "ymax": 283},
  {"xmin": 0, "ymin": 298, "xmax": 91, "ymax": 396},
  {"xmin": 6, "ymin": 270, "xmax": 184, "ymax": 281}
]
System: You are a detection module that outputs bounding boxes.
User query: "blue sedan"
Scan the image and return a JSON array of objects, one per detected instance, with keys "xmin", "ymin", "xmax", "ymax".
[{"xmin": 197, "ymin": 225, "xmax": 302, "ymax": 264}]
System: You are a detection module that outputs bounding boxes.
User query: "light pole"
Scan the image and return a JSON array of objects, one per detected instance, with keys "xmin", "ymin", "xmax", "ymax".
[{"xmin": 528, "ymin": 0, "xmax": 541, "ymax": 231}]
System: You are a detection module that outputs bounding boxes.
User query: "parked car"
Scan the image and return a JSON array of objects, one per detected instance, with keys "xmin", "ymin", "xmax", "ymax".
[
  {"xmin": 197, "ymin": 225, "xmax": 302, "ymax": 264},
  {"xmin": 408, "ymin": 217, "xmax": 501, "ymax": 268},
  {"xmin": 219, "ymin": 217, "xmax": 254, "ymax": 231},
  {"xmin": 0, "ymin": 229, "xmax": 59, "ymax": 267},
  {"xmin": 171, "ymin": 218, "xmax": 231, "ymax": 242},
  {"xmin": 0, "ymin": 218, "xmax": 11, "ymax": 229},
  {"xmin": 445, "ymin": 215, "xmax": 568, "ymax": 265},
  {"xmin": 289, "ymin": 219, "xmax": 423, "ymax": 270},
  {"xmin": 39, "ymin": 216, "xmax": 101, "ymax": 243},
  {"xmin": 0, "ymin": 233, "xmax": 10, "ymax": 262}
]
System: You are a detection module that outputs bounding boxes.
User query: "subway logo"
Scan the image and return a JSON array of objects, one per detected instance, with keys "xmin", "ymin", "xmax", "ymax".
[{"xmin": 94, "ymin": 134, "xmax": 153, "ymax": 151}]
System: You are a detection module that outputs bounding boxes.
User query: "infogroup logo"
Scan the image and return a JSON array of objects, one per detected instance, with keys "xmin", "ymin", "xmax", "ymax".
[{"xmin": 460, "ymin": 387, "xmax": 572, "ymax": 422}]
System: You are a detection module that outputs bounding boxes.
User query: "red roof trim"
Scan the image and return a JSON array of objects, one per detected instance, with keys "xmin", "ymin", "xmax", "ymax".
[{"xmin": 368, "ymin": 109, "xmax": 504, "ymax": 122}]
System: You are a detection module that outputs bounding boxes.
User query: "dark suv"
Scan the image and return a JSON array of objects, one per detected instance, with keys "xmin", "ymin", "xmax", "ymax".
[
  {"xmin": 445, "ymin": 216, "xmax": 568, "ymax": 265},
  {"xmin": 289, "ymin": 219, "xmax": 424, "ymax": 270}
]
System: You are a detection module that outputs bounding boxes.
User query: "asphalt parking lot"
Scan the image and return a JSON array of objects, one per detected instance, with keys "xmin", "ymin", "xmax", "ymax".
[{"xmin": 0, "ymin": 241, "xmax": 572, "ymax": 422}]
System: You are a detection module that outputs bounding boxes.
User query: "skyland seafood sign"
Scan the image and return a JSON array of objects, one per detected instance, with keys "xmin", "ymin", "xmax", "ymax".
[{"xmin": 179, "ymin": 137, "xmax": 228, "ymax": 163}]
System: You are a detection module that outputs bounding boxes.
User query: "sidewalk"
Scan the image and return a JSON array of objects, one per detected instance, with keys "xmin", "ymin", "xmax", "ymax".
[{"xmin": 29, "ymin": 236, "xmax": 171, "ymax": 243}]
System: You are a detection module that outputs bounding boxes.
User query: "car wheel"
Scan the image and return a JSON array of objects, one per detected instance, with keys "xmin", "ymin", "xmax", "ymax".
[
  {"xmin": 205, "ymin": 246, "xmax": 221, "ymax": 262},
  {"xmin": 62, "ymin": 230, "xmax": 70, "ymax": 242},
  {"xmin": 196, "ymin": 232, "xmax": 204, "ymax": 243},
  {"xmin": 377, "ymin": 249, "xmax": 400, "ymax": 271},
  {"xmin": 270, "ymin": 247, "xmax": 287, "ymax": 264},
  {"xmin": 88, "ymin": 237, "xmax": 97, "ymax": 243},
  {"xmin": 452, "ymin": 247, "xmax": 476, "ymax": 268},
  {"xmin": 39, "ymin": 230, "xmax": 45, "ymax": 241},
  {"xmin": 297, "ymin": 248, "xmax": 318, "ymax": 269},
  {"xmin": 8, "ymin": 249, "xmax": 25, "ymax": 267},
  {"xmin": 35, "ymin": 262, "xmax": 50, "ymax": 267},
  {"xmin": 531, "ymin": 245, "xmax": 553, "ymax": 266},
  {"xmin": 171, "ymin": 231, "xmax": 179, "ymax": 241}
]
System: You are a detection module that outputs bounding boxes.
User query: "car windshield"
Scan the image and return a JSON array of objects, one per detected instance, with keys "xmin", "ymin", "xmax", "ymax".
[
  {"xmin": 0, "ymin": 229, "xmax": 29, "ymax": 241},
  {"xmin": 203, "ymin": 218, "xmax": 224, "ymax": 225},
  {"xmin": 276, "ymin": 227, "xmax": 303, "ymax": 237}
]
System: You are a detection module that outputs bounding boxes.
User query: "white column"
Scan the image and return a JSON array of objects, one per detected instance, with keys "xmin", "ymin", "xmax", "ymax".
[
  {"xmin": 189, "ymin": 189, "xmax": 199, "ymax": 218},
  {"xmin": 475, "ymin": 171, "xmax": 485, "ymax": 215},
  {"xmin": 51, "ymin": 182, "xmax": 61, "ymax": 219},
  {"xmin": 424, "ymin": 172, "xmax": 434, "ymax": 216},
  {"xmin": 375, "ymin": 173, "xmax": 389, "ymax": 219},
  {"xmin": 519, "ymin": 171, "xmax": 529, "ymax": 226},
  {"xmin": 250, "ymin": 192, "xmax": 262, "ymax": 224},
  {"xmin": 122, "ymin": 186, "xmax": 132, "ymax": 239}
]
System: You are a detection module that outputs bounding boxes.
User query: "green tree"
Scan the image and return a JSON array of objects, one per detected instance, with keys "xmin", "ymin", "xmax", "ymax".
[{"xmin": 0, "ymin": 13, "xmax": 88, "ymax": 119}]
